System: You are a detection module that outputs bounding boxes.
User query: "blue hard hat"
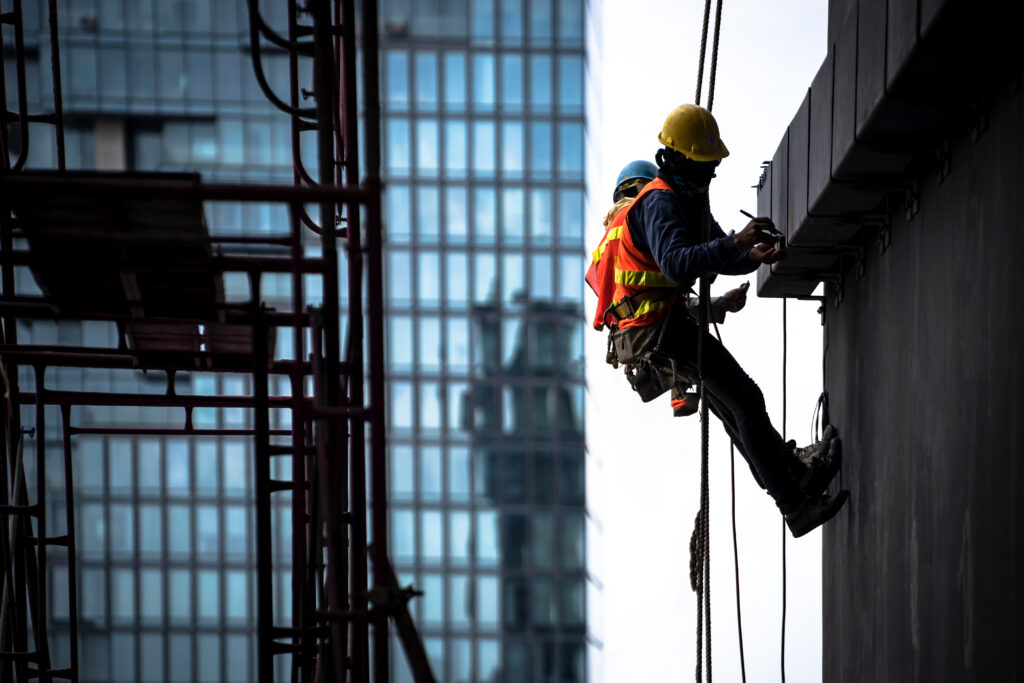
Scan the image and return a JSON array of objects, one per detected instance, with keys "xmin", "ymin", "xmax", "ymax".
[{"xmin": 614, "ymin": 160, "xmax": 659, "ymax": 196}]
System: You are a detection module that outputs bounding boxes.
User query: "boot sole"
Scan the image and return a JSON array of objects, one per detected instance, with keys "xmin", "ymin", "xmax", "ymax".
[{"xmin": 789, "ymin": 489, "xmax": 849, "ymax": 538}]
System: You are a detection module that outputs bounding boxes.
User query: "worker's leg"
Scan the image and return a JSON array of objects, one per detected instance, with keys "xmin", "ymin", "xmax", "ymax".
[
  {"xmin": 663, "ymin": 315, "xmax": 802, "ymax": 510},
  {"xmin": 703, "ymin": 393, "xmax": 765, "ymax": 489}
]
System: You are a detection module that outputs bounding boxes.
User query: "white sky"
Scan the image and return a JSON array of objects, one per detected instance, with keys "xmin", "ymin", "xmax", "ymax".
[{"xmin": 588, "ymin": 2, "xmax": 830, "ymax": 681}]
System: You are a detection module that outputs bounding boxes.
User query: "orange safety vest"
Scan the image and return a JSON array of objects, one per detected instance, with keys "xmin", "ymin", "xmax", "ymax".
[{"xmin": 585, "ymin": 177, "xmax": 680, "ymax": 330}]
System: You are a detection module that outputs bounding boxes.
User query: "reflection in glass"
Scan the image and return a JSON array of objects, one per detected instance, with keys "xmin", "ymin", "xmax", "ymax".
[
  {"xmin": 197, "ymin": 569, "xmax": 219, "ymax": 622},
  {"xmin": 529, "ymin": 0, "xmax": 553, "ymax": 42},
  {"xmin": 501, "ymin": 55, "xmax": 523, "ymax": 109},
  {"xmin": 530, "ymin": 122, "xmax": 552, "ymax": 175},
  {"xmin": 444, "ymin": 53, "xmax": 467, "ymax": 110},
  {"xmin": 391, "ymin": 445, "xmax": 415, "ymax": 500},
  {"xmin": 388, "ymin": 251, "xmax": 413, "ymax": 305},
  {"xmin": 559, "ymin": 122, "xmax": 584, "ymax": 175},
  {"xmin": 387, "ymin": 185, "xmax": 412, "ymax": 242},
  {"xmin": 502, "ymin": 122, "xmax": 524, "ymax": 177},
  {"xmin": 392, "ymin": 382, "xmax": 414, "ymax": 430},
  {"xmin": 419, "ymin": 318, "xmax": 442, "ymax": 371},
  {"xmin": 385, "ymin": 50, "xmax": 409, "ymax": 109},
  {"xmin": 502, "ymin": 188, "xmax": 525, "ymax": 244},
  {"xmin": 561, "ymin": 512, "xmax": 585, "ymax": 570},
  {"xmin": 558, "ymin": 189, "xmax": 584, "ymax": 244},
  {"xmin": 472, "ymin": 122, "xmax": 496, "ymax": 176},
  {"xmin": 471, "ymin": 54, "xmax": 495, "ymax": 109},
  {"xmin": 473, "ymin": 188, "xmax": 496, "ymax": 243},
  {"xmin": 531, "ymin": 512, "xmax": 554, "ymax": 568},
  {"xmin": 531, "ymin": 254, "xmax": 553, "ymax": 300},
  {"xmin": 422, "ymin": 574, "xmax": 444, "ymax": 626},
  {"xmin": 449, "ymin": 511, "xmax": 470, "ymax": 563},
  {"xmin": 532, "ymin": 578, "xmax": 557, "ymax": 627},
  {"xmin": 476, "ymin": 510, "xmax": 500, "ymax": 566},
  {"xmin": 474, "ymin": 253, "xmax": 497, "ymax": 303},
  {"xmin": 445, "ymin": 187, "xmax": 468, "ymax": 242},
  {"xmin": 421, "ymin": 510, "xmax": 443, "ymax": 562},
  {"xmin": 530, "ymin": 55, "xmax": 552, "ymax": 110},
  {"xmin": 444, "ymin": 121, "xmax": 468, "ymax": 177},
  {"xmin": 386, "ymin": 118, "xmax": 411, "ymax": 175},
  {"xmin": 421, "ymin": 446, "xmax": 443, "ymax": 500},
  {"xmin": 414, "ymin": 52, "xmax": 438, "ymax": 110},
  {"xmin": 393, "ymin": 509, "xmax": 415, "ymax": 561},
  {"xmin": 558, "ymin": 55, "xmax": 584, "ymax": 112},
  {"xmin": 418, "ymin": 251, "xmax": 441, "ymax": 306},
  {"xmin": 109, "ymin": 504, "xmax": 133, "ymax": 555},
  {"xmin": 477, "ymin": 575, "xmax": 500, "ymax": 628},
  {"xmin": 445, "ymin": 254, "xmax": 469, "ymax": 306},
  {"xmin": 416, "ymin": 185, "xmax": 440, "ymax": 241},
  {"xmin": 224, "ymin": 506, "xmax": 247, "ymax": 555},
  {"xmin": 420, "ymin": 382, "xmax": 442, "ymax": 430},
  {"xmin": 560, "ymin": 254, "xmax": 583, "ymax": 302},
  {"xmin": 558, "ymin": 0, "xmax": 584, "ymax": 43},
  {"xmin": 448, "ymin": 446, "xmax": 470, "ymax": 500},
  {"xmin": 471, "ymin": 0, "xmax": 495, "ymax": 40},
  {"xmin": 479, "ymin": 638, "xmax": 501, "ymax": 679},
  {"xmin": 450, "ymin": 577, "xmax": 472, "ymax": 629},
  {"xmin": 448, "ymin": 382, "xmax": 469, "ymax": 431},
  {"xmin": 169, "ymin": 569, "xmax": 191, "ymax": 620},
  {"xmin": 416, "ymin": 120, "xmax": 439, "ymax": 177},
  {"xmin": 390, "ymin": 316, "xmax": 414, "ymax": 371},
  {"xmin": 502, "ymin": 255, "xmax": 524, "ymax": 306},
  {"xmin": 226, "ymin": 570, "xmax": 248, "ymax": 620}
]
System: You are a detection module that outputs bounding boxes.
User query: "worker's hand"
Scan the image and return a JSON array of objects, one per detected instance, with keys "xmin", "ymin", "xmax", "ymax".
[
  {"xmin": 722, "ymin": 285, "xmax": 748, "ymax": 312},
  {"xmin": 733, "ymin": 217, "xmax": 780, "ymax": 251},
  {"xmin": 748, "ymin": 243, "xmax": 787, "ymax": 264}
]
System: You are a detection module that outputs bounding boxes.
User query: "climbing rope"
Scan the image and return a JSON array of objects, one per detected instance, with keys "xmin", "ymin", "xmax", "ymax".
[
  {"xmin": 780, "ymin": 299, "xmax": 788, "ymax": 683},
  {"xmin": 690, "ymin": 1, "xmax": 726, "ymax": 679}
]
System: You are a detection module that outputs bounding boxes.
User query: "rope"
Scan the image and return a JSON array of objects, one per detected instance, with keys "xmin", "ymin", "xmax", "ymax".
[
  {"xmin": 706, "ymin": 0, "xmax": 724, "ymax": 112},
  {"xmin": 780, "ymin": 299, "xmax": 788, "ymax": 683},
  {"xmin": 708, "ymin": 306, "xmax": 747, "ymax": 683},
  {"xmin": 694, "ymin": 0, "xmax": 713, "ymax": 106}
]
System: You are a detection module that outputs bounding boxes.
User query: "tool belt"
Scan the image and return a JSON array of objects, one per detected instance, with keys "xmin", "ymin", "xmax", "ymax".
[
  {"xmin": 606, "ymin": 288, "xmax": 675, "ymax": 324},
  {"xmin": 606, "ymin": 303, "xmax": 699, "ymax": 403}
]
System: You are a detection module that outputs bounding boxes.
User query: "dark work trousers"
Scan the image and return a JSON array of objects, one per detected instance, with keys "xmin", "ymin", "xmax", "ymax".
[{"xmin": 646, "ymin": 307, "xmax": 802, "ymax": 511}]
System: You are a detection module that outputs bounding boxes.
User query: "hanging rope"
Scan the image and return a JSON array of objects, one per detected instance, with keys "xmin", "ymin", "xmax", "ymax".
[
  {"xmin": 690, "ymin": 0, "xmax": 726, "ymax": 679},
  {"xmin": 708, "ymin": 305, "xmax": 748, "ymax": 683},
  {"xmin": 780, "ymin": 299, "xmax": 788, "ymax": 683}
]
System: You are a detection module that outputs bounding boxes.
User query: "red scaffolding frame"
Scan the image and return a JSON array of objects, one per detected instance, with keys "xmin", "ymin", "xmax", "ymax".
[{"xmin": 0, "ymin": 0, "xmax": 433, "ymax": 681}]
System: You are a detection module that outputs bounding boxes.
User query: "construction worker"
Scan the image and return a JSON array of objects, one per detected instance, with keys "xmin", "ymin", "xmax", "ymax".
[
  {"xmin": 587, "ymin": 105, "xmax": 847, "ymax": 537},
  {"xmin": 603, "ymin": 159, "xmax": 749, "ymax": 417}
]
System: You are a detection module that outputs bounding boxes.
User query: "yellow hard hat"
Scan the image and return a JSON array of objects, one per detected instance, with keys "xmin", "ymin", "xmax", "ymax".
[{"xmin": 658, "ymin": 104, "xmax": 730, "ymax": 162}]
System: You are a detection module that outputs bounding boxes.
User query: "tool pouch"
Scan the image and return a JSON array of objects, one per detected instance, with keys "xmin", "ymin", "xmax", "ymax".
[{"xmin": 608, "ymin": 307, "xmax": 698, "ymax": 403}]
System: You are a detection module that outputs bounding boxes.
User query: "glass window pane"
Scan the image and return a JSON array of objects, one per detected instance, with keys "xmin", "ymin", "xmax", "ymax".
[
  {"xmin": 420, "ymin": 446, "xmax": 442, "ymax": 500},
  {"xmin": 444, "ymin": 121, "xmax": 467, "ymax": 176},
  {"xmin": 558, "ymin": 190, "xmax": 583, "ymax": 245},
  {"xmin": 477, "ymin": 576, "xmax": 500, "ymax": 628},
  {"xmin": 392, "ymin": 382, "xmax": 414, "ymax": 430},
  {"xmin": 386, "ymin": 184, "xmax": 412, "ymax": 242},
  {"xmin": 421, "ymin": 510, "xmax": 443, "ymax": 562},
  {"xmin": 473, "ymin": 188, "xmax": 496, "ymax": 243},
  {"xmin": 447, "ymin": 317, "xmax": 470, "ymax": 371},
  {"xmin": 471, "ymin": 0, "xmax": 495, "ymax": 40},
  {"xmin": 414, "ymin": 52, "xmax": 438, "ymax": 110},
  {"xmin": 474, "ymin": 253, "xmax": 497, "ymax": 303},
  {"xmin": 81, "ymin": 568, "xmax": 107, "ymax": 623},
  {"xmin": 472, "ymin": 122, "xmax": 495, "ymax": 176},
  {"xmin": 499, "ymin": 0, "xmax": 523, "ymax": 41},
  {"xmin": 226, "ymin": 570, "xmax": 248, "ymax": 620},
  {"xmin": 448, "ymin": 446, "xmax": 470, "ymax": 500},
  {"xmin": 197, "ymin": 569, "xmax": 219, "ymax": 622},
  {"xmin": 223, "ymin": 441, "xmax": 247, "ymax": 497},
  {"xmin": 197, "ymin": 633, "xmax": 220, "ymax": 683},
  {"xmin": 501, "ymin": 317, "xmax": 522, "ymax": 366},
  {"xmin": 416, "ymin": 186, "xmax": 440, "ymax": 242},
  {"xmin": 420, "ymin": 382, "xmax": 442, "ymax": 430},
  {"xmin": 139, "ymin": 504, "xmax": 162, "ymax": 558},
  {"xmin": 445, "ymin": 254, "xmax": 469, "ymax": 307},
  {"xmin": 561, "ymin": 511, "xmax": 585, "ymax": 569},
  {"xmin": 450, "ymin": 578, "xmax": 472, "ymax": 630},
  {"xmin": 503, "ymin": 255, "xmax": 524, "ymax": 306},
  {"xmin": 529, "ymin": 0, "xmax": 552, "ymax": 43},
  {"xmin": 449, "ymin": 511, "xmax": 470, "ymax": 564},
  {"xmin": 168, "ymin": 504, "xmax": 191, "ymax": 555},
  {"xmin": 443, "ymin": 53, "xmax": 466, "ymax": 110},
  {"xmin": 417, "ymin": 252, "xmax": 441, "ymax": 306},
  {"xmin": 500, "ymin": 55, "xmax": 523, "ymax": 109},
  {"xmin": 422, "ymin": 575, "xmax": 444, "ymax": 626},
  {"xmin": 559, "ymin": 254, "xmax": 583, "ymax": 302},
  {"xmin": 416, "ymin": 120, "xmax": 439, "ymax": 177},
  {"xmin": 529, "ymin": 56, "xmax": 551, "ymax": 110},
  {"xmin": 140, "ymin": 633, "xmax": 164, "ymax": 683},
  {"xmin": 531, "ymin": 512, "xmax": 554, "ymax": 568},
  {"xmin": 532, "ymin": 578, "xmax": 557, "ymax": 626},
  {"xmin": 558, "ymin": 122, "xmax": 584, "ymax": 175},
  {"xmin": 445, "ymin": 187, "xmax": 468, "ymax": 242},
  {"xmin": 195, "ymin": 440, "xmax": 217, "ymax": 494},
  {"xmin": 558, "ymin": 55, "xmax": 584, "ymax": 112},
  {"xmin": 140, "ymin": 569, "xmax": 163, "ymax": 622},
  {"xmin": 109, "ymin": 439, "xmax": 133, "ymax": 494},
  {"xmin": 530, "ymin": 122, "xmax": 552, "ymax": 175},
  {"xmin": 479, "ymin": 639, "xmax": 501, "ymax": 680},
  {"xmin": 169, "ymin": 569, "xmax": 191, "ymax": 621},
  {"xmin": 388, "ymin": 251, "xmax": 413, "ymax": 306},
  {"xmin": 448, "ymin": 381, "xmax": 468, "ymax": 433},
  {"xmin": 476, "ymin": 510, "xmax": 499, "ymax": 566},
  {"xmin": 557, "ymin": 0, "xmax": 584, "ymax": 43},
  {"xmin": 387, "ymin": 118, "xmax": 411, "ymax": 176},
  {"xmin": 169, "ymin": 634, "xmax": 192, "ymax": 683},
  {"xmin": 502, "ymin": 122, "xmax": 523, "ymax": 177},
  {"xmin": 471, "ymin": 54, "xmax": 495, "ymax": 110},
  {"xmin": 225, "ymin": 634, "xmax": 250, "ymax": 683},
  {"xmin": 225, "ymin": 506, "xmax": 247, "ymax": 556},
  {"xmin": 393, "ymin": 509, "xmax": 415, "ymax": 561},
  {"xmin": 391, "ymin": 445, "xmax": 415, "ymax": 501},
  {"xmin": 385, "ymin": 50, "xmax": 409, "ymax": 109},
  {"xmin": 99, "ymin": 45, "xmax": 128, "ymax": 99},
  {"xmin": 530, "ymin": 189, "xmax": 552, "ymax": 244},
  {"xmin": 502, "ymin": 188, "xmax": 525, "ymax": 245},
  {"xmin": 166, "ymin": 439, "xmax": 189, "ymax": 495},
  {"xmin": 109, "ymin": 504, "xmax": 134, "ymax": 556},
  {"xmin": 389, "ymin": 316, "xmax": 413, "ymax": 370}
]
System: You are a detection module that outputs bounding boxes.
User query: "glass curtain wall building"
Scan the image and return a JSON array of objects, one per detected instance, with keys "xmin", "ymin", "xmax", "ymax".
[
  {"xmin": 6, "ymin": 0, "xmax": 599, "ymax": 681},
  {"xmin": 378, "ymin": 1, "xmax": 598, "ymax": 681}
]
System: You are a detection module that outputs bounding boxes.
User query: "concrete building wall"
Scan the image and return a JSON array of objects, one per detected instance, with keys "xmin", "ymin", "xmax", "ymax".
[{"xmin": 822, "ymin": 57, "xmax": 1024, "ymax": 683}]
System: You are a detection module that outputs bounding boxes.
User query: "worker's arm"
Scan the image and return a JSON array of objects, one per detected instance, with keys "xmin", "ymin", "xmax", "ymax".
[{"xmin": 630, "ymin": 191, "xmax": 742, "ymax": 286}]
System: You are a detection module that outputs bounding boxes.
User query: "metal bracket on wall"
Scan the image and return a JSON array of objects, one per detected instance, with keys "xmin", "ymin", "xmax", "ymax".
[
  {"xmin": 936, "ymin": 141, "xmax": 951, "ymax": 185},
  {"xmin": 904, "ymin": 181, "xmax": 920, "ymax": 223},
  {"xmin": 876, "ymin": 217, "xmax": 891, "ymax": 254}
]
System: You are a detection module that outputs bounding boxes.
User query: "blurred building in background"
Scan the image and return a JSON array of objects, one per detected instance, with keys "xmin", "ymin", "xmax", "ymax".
[{"xmin": 6, "ymin": 0, "xmax": 600, "ymax": 681}]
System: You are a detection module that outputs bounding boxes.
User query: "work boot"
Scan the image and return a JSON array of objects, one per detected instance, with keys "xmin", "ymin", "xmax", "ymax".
[
  {"xmin": 796, "ymin": 437, "xmax": 842, "ymax": 497},
  {"xmin": 795, "ymin": 424, "xmax": 838, "ymax": 464},
  {"xmin": 784, "ymin": 489, "xmax": 849, "ymax": 538}
]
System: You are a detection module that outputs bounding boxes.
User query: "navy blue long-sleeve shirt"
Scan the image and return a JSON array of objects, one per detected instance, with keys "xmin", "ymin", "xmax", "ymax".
[{"xmin": 627, "ymin": 177, "xmax": 758, "ymax": 289}]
